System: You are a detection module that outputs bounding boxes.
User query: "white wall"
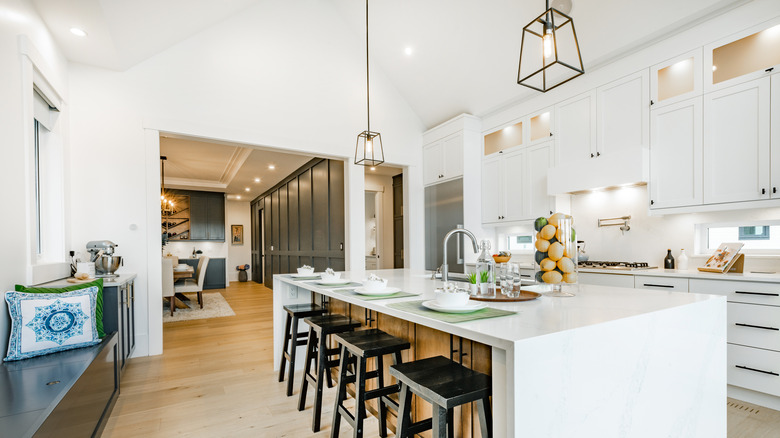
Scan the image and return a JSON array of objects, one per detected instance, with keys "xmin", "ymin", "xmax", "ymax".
[
  {"xmin": 571, "ymin": 186, "xmax": 780, "ymax": 272},
  {"xmin": 365, "ymin": 173, "xmax": 397, "ymax": 268},
  {"xmin": 226, "ymin": 200, "xmax": 252, "ymax": 282},
  {"xmin": 0, "ymin": 0, "xmax": 69, "ymax": 357},
  {"xmin": 67, "ymin": 0, "xmax": 424, "ymax": 356}
]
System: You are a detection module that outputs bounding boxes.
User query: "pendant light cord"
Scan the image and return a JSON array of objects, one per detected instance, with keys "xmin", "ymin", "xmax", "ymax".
[{"xmin": 365, "ymin": 0, "xmax": 370, "ymax": 133}]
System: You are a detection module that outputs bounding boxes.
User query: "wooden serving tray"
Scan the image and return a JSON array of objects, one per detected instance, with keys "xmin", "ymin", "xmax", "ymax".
[{"xmin": 470, "ymin": 291, "xmax": 541, "ymax": 302}]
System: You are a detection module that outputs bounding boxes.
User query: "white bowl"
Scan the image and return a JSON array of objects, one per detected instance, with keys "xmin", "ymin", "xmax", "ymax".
[
  {"xmin": 362, "ymin": 278, "xmax": 388, "ymax": 292},
  {"xmin": 297, "ymin": 267, "xmax": 315, "ymax": 275},
  {"xmin": 434, "ymin": 290, "xmax": 470, "ymax": 307},
  {"xmin": 321, "ymin": 271, "xmax": 342, "ymax": 281}
]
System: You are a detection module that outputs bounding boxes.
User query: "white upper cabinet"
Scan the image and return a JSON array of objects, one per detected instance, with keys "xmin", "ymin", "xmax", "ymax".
[
  {"xmin": 484, "ymin": 120, "xmax": 523, "ymax": 157},
  {"xmin": 526, "ymin": 141, "xmax": 555, "ymax": 218},
  {"xmin": 703, "ymin": 77, "xmax": 770, "ymax": 204},
  {"xmin": 554, "ymin": 91, "xmax": 596, "ymax": 164},
  {"xmin": 597, "ymin": 70, "xmax": 649, "ymax": 156},
  {"xmin": 649, "ymin": 97, "xmax": 703, "ymax": 209},
  {"xmin": 481, "ymin": 156, "xmax": 502, "ymax": 224},
  {"xmin": 705, "ymin": 21, "xmax": 780, "ymax": 92},
  {"xmin": 772, "ymin": 74, "xmax": 780, "ymax": 199},
  {"xmin": 423, "ymin": 133, "xmax": 463, "ymax": 186},
  {"xmin": 528, "ymin": 109, "xmax": 553, "ymax": 146},
  {"xmin": 502, "ymin": 150, "xmax": 526, "ymax": 221},
  {"xmin": 650, "ymin": 49, "xmax": 703, "ymax": 109}
]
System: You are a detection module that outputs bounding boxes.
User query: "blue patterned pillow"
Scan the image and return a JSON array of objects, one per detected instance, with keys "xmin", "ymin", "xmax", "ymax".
[{"xmin": 4, "ymin": 287, "xmax": 100, "ymax": 361}]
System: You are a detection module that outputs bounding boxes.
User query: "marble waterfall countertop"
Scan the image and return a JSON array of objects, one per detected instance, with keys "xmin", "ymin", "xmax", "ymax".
[{"xmin": 274, "ymin": 268, "xmax": 726, "ymax": 438}]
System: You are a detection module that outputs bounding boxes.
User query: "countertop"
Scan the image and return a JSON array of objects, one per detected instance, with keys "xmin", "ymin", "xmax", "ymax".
[
  {"xmin": 579, "ymin": 267, "xmax": 780, "ymax": 283},
  {"xmin": 276, "ymin": 268, "xmax": 721, "ymax": 350},
  {"xmin": 38, "ymin": 273, "xmax": 137, "ymax": 288}
]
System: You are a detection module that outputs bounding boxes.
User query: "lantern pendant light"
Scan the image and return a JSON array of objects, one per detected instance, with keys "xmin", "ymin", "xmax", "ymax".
[
  {"xmin": 354, "ymin": 0, "xmax": 384, "ymax": 167},
  {"xmin": 517, "ymin": 0, "xmax": 584, "ymax": 92}
]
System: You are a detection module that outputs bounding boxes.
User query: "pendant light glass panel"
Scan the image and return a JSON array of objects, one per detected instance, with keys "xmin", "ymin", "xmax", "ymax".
[
  {"xmin": 518, "ymin": 7, "xmax": 584, "ymax": 92},
  {"xmin": 355, "ymin": 130, "xmax": 384, "ymax": 166}
]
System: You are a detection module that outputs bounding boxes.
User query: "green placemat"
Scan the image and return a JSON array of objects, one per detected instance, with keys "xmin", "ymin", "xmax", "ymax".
[
  {"xmin": 284, "ymin": 274, "xmax": 321, "ymax": 281},
  {"xmin": 307, "ymin": 281, "xmax": 363, "ymax": 288},
  {"xmin": 331, "ymin": 289, "xmax": 420, "ymax": 301},
  {"xmin": 386, "ymin": 300, "xmax": 516, "ymax": 323}
]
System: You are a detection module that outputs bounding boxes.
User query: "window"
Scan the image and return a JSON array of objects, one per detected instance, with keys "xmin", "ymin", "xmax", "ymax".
[
  {"xmin": 698, "ymin": 221, "xmax": 780, "ymax": 254},
  {"xmin": 507, "ymin": 233, "xmax": 534, "ymax": 252}
]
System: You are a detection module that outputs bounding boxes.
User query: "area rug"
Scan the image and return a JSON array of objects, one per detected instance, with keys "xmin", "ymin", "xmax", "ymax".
[{"xmin": 163, "ymin": 292, "xmax": 236, "ymax": 323}]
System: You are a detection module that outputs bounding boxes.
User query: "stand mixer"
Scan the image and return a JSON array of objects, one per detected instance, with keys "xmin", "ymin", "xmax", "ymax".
[{"xmin": 87, "ymin": 240, "xmax": 122, "ymax": 278}]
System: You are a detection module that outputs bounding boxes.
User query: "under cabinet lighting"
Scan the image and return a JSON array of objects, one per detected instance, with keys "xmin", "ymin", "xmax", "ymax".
[{"xmin": 70, "ymin": 27, "xmax": 87, "ymax": 37}]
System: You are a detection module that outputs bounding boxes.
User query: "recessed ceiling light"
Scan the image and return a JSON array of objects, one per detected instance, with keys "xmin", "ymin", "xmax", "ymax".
[
  {"xmin": 245, "ymin": 187, "xmax": 250, "ymax": 192},
  {"xmin": 70, "ymin": 27, "xmax": 87, "ymax": 37},
  {"xmin": 268, "ymin": 164, "xmax": 275, "ymax": 170},
  {"xmin": 404, "ymin": 47, "xmax": 413, "ymax": 56},
  {"xmin": 237, "ymin": 195, "xmax": 242, "ymax": 200},
  {"xmin": 254, "ymin": 177, "xmax": 261, "ymax": 183}
]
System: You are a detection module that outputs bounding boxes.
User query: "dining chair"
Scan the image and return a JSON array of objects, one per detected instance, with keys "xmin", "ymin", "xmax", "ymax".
[
  {"xmin": 162, "ymin": 257, "xmax": 176, "ymax": 316},
  {"xmin": 174, "ymin": 256, "xmax": 209, "ymax": 308}
]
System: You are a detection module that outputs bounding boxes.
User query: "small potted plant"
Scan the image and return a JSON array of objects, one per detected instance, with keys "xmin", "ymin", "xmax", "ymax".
[
  {"xmin": 479, "ymin": 271, "xmax": 491, "ymax": 295},
  {"xmin": 467, "ymin": 272, "xmax": 477, "ymax": 295}
]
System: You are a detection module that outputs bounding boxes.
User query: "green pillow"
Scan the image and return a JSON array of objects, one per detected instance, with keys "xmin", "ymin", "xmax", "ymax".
[{"xmin": 15, "ymin": 278, "xmax": 106, "ymax": 338}]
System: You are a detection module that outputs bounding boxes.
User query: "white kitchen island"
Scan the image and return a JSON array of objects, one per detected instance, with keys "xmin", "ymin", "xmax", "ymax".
[{"xmin": 273, "ymin": 269, "xmax": 726, "ymax": 438}]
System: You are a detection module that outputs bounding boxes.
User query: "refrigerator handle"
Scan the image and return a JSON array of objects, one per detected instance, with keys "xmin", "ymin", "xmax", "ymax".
[{"xmin": 456, "ymin": 224, "xmax": 464, "ymax": 264}]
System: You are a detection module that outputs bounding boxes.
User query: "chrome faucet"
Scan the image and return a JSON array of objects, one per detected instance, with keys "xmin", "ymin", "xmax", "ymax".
[{"xmin": 442, "ymin": 228, "xmax": 479, "ymax": 283}]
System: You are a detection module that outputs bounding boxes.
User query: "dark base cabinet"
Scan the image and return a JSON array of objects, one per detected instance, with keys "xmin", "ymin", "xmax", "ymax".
[
  {"xmin": 180, "ymin": 257, "xmax": 226, "ymax": 289},
  {"xmin": 0, "ymin": 333, "xmax": 119, "ymax": 438},
  {"xmin": 102, "ymin": 278, "xmax": 136, "ymax": 372}
]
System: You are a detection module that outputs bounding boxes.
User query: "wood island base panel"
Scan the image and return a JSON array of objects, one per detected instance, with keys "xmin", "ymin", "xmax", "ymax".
[{"xmin": 274, "ymin": 269, "xmax": 727, "ymax": 438}]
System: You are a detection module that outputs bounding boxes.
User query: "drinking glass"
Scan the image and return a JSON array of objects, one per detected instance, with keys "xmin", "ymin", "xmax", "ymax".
[{"xmin": 511, "ymin": 263, "xmax": 522, "ymax": 297}]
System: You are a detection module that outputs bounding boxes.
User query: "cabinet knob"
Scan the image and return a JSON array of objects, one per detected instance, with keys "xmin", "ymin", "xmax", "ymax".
[
  {"xmin": 590, "ymin": 153, "xmax": 594, "ymax": 158},
  {"xmin": 762, "ymin": 188, "xmax": 767, "ymax": 195},
  {"xmin": 549, "ymin": 133, "xmax": 553, "ymax": 137},
  {"xmin": 499, "ymin": 151, "xmax": 503, "ymax": 154},
  {"xmin": 650, "ymin": 100, "xmax": 654, "ymax": 106},
  {"xmin": 596, "ymin": 152, "xmax": 601, "ymax": 157},
  {"xmin": 774, "ymin": 187, "xmax": 777, "ymax": 194},
  {"xmin": 766, "ymin": 67, "xmax": 775, "ymax": 73},
  {"xmin": 650, "ymin": 200, "xmax": 655, "ymax": 206}
]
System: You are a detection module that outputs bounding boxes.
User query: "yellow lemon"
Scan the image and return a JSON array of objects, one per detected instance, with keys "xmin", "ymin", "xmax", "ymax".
[
  {"xmin": 557, "ymin": 257, "xmax": 575, "ymax": 273},
  {"xmin": 563, "ymin": 272, "xmax": 578, "ymax": 283},
  {"xmin": 540, "ymin": 224, "xmax": 556, "ymax": 240},
  {"xmin": 548, "ymin": 242, "xmax": 564, "ymax": 261},
  {"xmin": 542, "ymin": 270, "xmax": 563, "ymax": 284},
  {"xmin": 548, "ymin": 213, "xmax": 566, "ymax": 227},
  {"xmin": 535, "ymin": 238, "xmax": 550, "ymax": 252},
  {"xmin": 540, "ymin": 258, "xmax": 556, "ymax": 272}
]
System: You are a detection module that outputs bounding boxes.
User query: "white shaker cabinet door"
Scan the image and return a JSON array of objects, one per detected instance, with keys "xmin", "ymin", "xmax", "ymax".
[
  {"xmin": 526, "ymin": 141, "xmax": 554, "ymax": 219},
  {"xmin": 442, "ymin": 133, "xmax": 464, "ymax": 181},
  {"xmin": 597, "ymin": 70, "xmax": 649, "ymax": 157},
  {"xmin": 502, "ymin": 150, "xmax": 526, "ymax": 221},
  {"xmin": 423, "ymin": 141, "xmax": 442, "ymax": 186},
  {"xmin": 649, "ymin": 97, "xmax": 703, "ymax": 209},
  {"xmin": 703, "ymin": 77, "xmax": 770, "ymax": 204},
  {"xmin": 481, "ymin": 157, "xmax": 502, "ymax": 224},
  {"xmin": 555, "ymin": 91, "xmax": 596, "ymax": 164},
  {"xmin": 772, "ymin": 74, "xmax": 780, "ymax": 198}
]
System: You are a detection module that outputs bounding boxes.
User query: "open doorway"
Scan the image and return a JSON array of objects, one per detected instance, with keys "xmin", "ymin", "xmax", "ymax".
[{"xmin": 365, "ymin": 165, "xmax": 403, "ymax": 270}]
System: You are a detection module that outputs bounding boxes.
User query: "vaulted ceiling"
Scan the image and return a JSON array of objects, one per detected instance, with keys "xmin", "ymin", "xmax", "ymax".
[{"xmin": 33, "ymin": 0, "xmax": 746, "ymax": 128}]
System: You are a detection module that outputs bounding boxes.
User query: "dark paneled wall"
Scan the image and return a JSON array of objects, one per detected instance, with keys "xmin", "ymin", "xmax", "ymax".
[
  {"xmin": 251, "ymin": 158, "xmax": 345, "ymax": 288},
  {"xmin": 393, "ymin": 174, "xmax": 404, "ymax": 268}
]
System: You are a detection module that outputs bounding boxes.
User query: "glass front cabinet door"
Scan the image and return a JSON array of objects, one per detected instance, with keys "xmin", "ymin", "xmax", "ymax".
[
  {"xmin": 650, "ymin": 49, "xmax": 702, "ymax": 109},
  {"xmin": 704, "ymin": 20, "xmax": 780, "ymax": 92}
]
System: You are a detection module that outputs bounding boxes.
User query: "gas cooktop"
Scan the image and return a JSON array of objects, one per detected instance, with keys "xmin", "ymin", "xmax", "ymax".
[{"xmin": 578, "ymin": 261, "xmax": 658, "ymax": 271}]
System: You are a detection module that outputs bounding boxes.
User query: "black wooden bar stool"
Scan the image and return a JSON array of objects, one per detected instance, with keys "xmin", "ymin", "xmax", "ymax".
[
  {"xmin": 331, "ymin": 329, "xmax": 410, "ymax": 438},
  {"xmin": 278, "ymin": 303, "xmax": 327, "ymax": 396},
  {"xmin": 298, "ymin": 314, "xmax": 362, "ymax": 432},
  {"xmin": 389, "ymin": 355, "xmax": 492, "ymax": 438}
]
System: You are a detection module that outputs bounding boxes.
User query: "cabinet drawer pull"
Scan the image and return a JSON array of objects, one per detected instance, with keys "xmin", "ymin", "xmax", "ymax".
[
  {"xmin": 735, "ymin": 290, "xmax": 780, "ymax": 297},
  {"xmin": 736, "ymin": 365, "xmax": 779, "ymax": 376},
  {"xmin": 735, "ymin": 323, "xmax": 779, "ymax": 331},
  {"xmin": 520, "ymin": 275, "xmax": 531, "ymax": 278},
  {"xmin": 643, "ymin": 283, "xmax": 674, "ymax": 288}
]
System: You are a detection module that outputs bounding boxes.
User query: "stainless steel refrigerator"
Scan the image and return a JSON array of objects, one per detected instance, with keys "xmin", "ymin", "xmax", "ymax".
[{"xmin": 425, "ymin": 178, "xmax": 464, "ymax": 273}]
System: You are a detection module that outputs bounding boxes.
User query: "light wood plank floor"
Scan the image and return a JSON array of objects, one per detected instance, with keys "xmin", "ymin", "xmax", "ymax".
[{"xmin": 103, "ymin": 281, "xmax": 780, "ymax": 437}]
